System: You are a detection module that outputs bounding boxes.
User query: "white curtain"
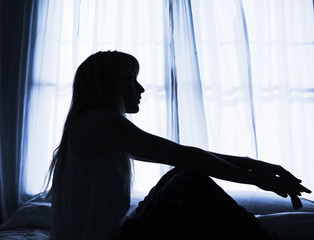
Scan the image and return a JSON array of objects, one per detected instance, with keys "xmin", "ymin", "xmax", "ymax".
[
  {"xmin": 27, "ymin": 0, "xmax": 171, "ymax": 195},
  {"xmin": 25, "ymin": 0, "xmax": 314, "ymax": 200},
  {"xmin": 191, "ymin": 0, "xmax": 314, "ymax": 193}
]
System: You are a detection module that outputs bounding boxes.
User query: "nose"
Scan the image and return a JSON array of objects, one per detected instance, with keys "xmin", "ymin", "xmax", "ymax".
[{"xmin": 137, "ymin": 82, "xmax": 145, "ymax": 94}]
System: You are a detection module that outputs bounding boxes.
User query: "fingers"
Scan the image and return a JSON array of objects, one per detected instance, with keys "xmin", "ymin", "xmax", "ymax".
[
  {"xmin": 290, "ymin": 181, "xmax": 311, "ymax": 195},
  {"xmin": 289, "ymin": 194, "xmax": 303, "ymax": 209},
  {"xmin": 254, "ymin": 176, "xmax": 288, "ymax": 198},
  {"xmin": 277, "ymin": 167, "xmax": 312, "ymax": 194},
  {"xmin": 274, "ymin": 190, "xmax": 288, "ymax": 198},
  {"xmin": 249, "ymin": 161, "xmax": 311, "ymax": 209},
  {"xmin": 300, "ymin": 184, "xmax": 312, "ymax": 194},
  {"xmin": 280, "ymin": 167, "xmax": 302, "ymax": 183},
  {"xmin": 258, "ymin": 178, "xmax": 303, "ymax": 209},
  {"xmin": 276, "ymin": 176, "xmax": 309, "ymax": 209},
  {"xmin": 255, "ymin": 172, "xmax": 308, "ymax": 209},
  {"xmin": 270, "ymin": 173, "xmax": 310, "ymax": 209}
]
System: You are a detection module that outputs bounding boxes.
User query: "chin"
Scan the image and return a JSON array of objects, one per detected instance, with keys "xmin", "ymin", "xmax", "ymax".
[{"xmin": 126, "ymin": 106, "xmax": 140, "ymax": 114}]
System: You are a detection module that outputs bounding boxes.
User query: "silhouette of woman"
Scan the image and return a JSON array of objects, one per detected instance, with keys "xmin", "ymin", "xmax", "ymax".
[{"xmin": 47, "ymin": 51, "xmax": 311, "ymax": 240}]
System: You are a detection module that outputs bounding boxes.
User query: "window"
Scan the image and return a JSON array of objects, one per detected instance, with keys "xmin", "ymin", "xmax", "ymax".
[{"xmin": 25, "ymin": 0, "xmax": 314, "ymax": 199}]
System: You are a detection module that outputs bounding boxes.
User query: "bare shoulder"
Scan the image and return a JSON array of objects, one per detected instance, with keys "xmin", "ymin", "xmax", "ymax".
[{"xmin": 70, "ymin": 109, "xmax": 124, "ymax": 158}]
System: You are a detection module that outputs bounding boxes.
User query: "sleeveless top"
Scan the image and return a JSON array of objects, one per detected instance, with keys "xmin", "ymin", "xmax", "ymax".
[{"xmin": 50, "ymin": 135, "xmax": 130, "ymax": 240}]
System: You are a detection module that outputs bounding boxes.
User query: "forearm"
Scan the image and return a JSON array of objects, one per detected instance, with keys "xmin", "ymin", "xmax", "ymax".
[
  {"xmin": 207, "ymin": 151, "xmax": 255, "ymax": 169},
  {"xmin": 176, "ymin": 146, "xmax": 257, "ymax": 185},
  {"xmin": 119, "ymin": 117, "xmax": 257, "ymax": 185}
]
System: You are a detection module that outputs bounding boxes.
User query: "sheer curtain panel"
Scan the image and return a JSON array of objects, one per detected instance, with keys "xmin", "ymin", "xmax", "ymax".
[
  {"xmin": 191, "ymin": 0, "xmax": 314, "ymax": 193},
  {"xmin": 0, "ymin": 0, "xmax": 39, "ymax": 222},
  {"xmin": 27, "ymin": 0, "xmax": 171, "ymax": 196}
]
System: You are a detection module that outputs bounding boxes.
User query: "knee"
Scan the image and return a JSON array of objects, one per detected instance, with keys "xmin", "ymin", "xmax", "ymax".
[
  {"xmin": 173, "ymin": 169, "xmax": 225, "ymax": 195},
  {"xmin": 174, "ymin": 169, "xmax": 208, "ymax": 183}
]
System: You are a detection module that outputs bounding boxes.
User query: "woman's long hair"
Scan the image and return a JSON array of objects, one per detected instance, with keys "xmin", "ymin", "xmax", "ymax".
[{"xmin": 44, "ymin": 51, "xmax": 139, "ymax": 198}]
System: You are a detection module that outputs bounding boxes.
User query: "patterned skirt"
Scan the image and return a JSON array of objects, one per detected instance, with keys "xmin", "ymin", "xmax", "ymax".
[{"xmin": 121, "ymin": 168, "xmax": 275, "ymax": 240}]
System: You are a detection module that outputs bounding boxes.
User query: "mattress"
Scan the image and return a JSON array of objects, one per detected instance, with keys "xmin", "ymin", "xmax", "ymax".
[
  {"xmin": 0, "ymin": 191, "xmax": 313, "ymax": 240},
  {"xmin": 0, "ymin": 228, "xmax": 49, "ymax": 240}
]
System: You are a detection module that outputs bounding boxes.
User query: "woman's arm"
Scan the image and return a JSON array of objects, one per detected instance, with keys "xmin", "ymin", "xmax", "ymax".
[
  {"xmin": 207, "ymin": 152, "xmax": 311, "ymax": 208},
  {"xmin": 103, "ymin": 112, "xmax": 257, "ymax": 185},
  {"xmin": 102, "ymin": 111, "xmax": 311, "ymax": 208}
]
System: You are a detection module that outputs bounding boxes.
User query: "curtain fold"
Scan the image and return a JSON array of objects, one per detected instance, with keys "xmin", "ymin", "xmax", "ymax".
[
  {"xmin": 240, "ymin": 0, "xmax": 314, "ymax": 195},
  {"xmin": 0, "ymin": 0, "xmax": 39, "ymax": 222},
  {"xmin": 191, "ymin": 0, "xmax": 260, "ymax": 159},
  {"xmin": 191, "ymin": 0, "xmax": 314, "ymax": 193},
  {"xmin": 239, "ymin": 0, "xmax": 259, "ymax": 159},
  {"xmin": 169, "ymin": 0, "xmax": 209, "ymax": 150}
]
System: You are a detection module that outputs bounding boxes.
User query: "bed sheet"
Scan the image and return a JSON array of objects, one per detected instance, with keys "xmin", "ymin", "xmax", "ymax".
[
  {"xmin": 0, "ymin": 191, "xmax": 313, "ymax": 240},
  {"xmin": 0, "ymin": 228, "xmax": 49, "ymax": 240},
  {"xmin": 227, "ymin": 191, "xmax": 314, "ymax": 240},
  {"xmin": 257, "ymin": 212, "xmax": 314, "ymax": 240}
]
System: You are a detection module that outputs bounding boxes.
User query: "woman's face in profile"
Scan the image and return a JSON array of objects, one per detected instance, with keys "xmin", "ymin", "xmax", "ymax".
[{"xmin": 120, "ymin": 67, "xmax": 145, "ymax": 113}]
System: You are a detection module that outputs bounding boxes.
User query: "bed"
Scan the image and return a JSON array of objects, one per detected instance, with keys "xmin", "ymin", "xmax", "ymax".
[{"xmin": 0, "ymin": 191, "xmax": 313, "ymax": 240}]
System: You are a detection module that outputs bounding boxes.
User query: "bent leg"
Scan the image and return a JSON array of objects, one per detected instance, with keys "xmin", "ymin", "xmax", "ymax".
[{"xmin": 123, "ymin": 168, "xmax": 272, "ymax": 240}]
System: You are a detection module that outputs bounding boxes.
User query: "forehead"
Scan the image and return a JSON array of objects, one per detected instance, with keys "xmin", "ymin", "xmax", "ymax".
[
  {"xmin": 124, "ymin": 65, "xmax": 139, "ymax": 75},
  {"xmin": 119, "ymin": 54, "xmax": 140, "ymax": 76},
  {"xmin": 126, "ymin": 56, "xmax": 140, "ymax": 73},
  {"xmin": 119, "ymin": 68, "xmax": 139, "ymax": 83}
]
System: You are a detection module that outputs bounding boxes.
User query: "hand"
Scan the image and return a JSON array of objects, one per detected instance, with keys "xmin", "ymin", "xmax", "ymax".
[{"xmin": 242, "ymin": 157, "xmax": 312, "ymax": 209}]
